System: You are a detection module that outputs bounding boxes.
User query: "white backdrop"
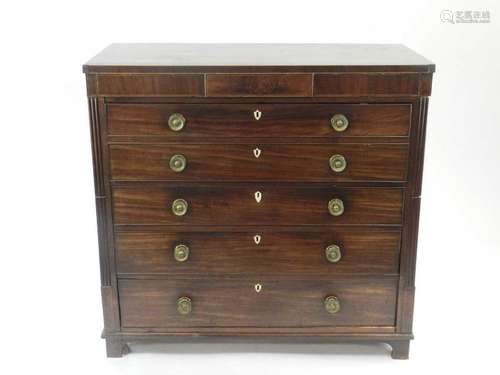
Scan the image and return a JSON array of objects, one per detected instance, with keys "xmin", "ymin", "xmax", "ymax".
[{"xmin": 1, "ymin": 0, "xmax": 499, "ymax": 374}]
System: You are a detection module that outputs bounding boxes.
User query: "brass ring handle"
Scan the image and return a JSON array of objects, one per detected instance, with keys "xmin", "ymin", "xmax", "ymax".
[
  {"xmin": 328, "ymin": 198, "xmax": 344, "ymax": 216},
  {"xmin": 177, "ymin": 296, "xmax": 192, "ymax": 315},
  {"xmin": 330, "ymin": 114, "xmax": 349, "ymax": 132},
  {"xmin": 324, "ymin": 295, "xmax": 341, "ymax": 314},
  {"xmin": 168, "ymin": 113, "xmax": 186, "ymax": 131},
  {"xmin": 174, "ymin": 244, "xmax": 190, "ymax": 262},
  {"xmin": 329, "ymin": 154, "xmax": 347, "ymax": 173},
  {"xmin": 170, "ymin": 154, "xmax": 187, "ymax": 172},
  {"xmin": 325, "ymin": 244, "xmax": 342, "ymax": 263},
  {"xmin": 172, "ymin": 199, "xmax": 188, "ymax": 216}
]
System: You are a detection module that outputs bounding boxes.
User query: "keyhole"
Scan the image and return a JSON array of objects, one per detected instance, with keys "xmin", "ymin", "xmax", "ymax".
[
  {"xmin": 254, "ymin": 191, "xmax": 262, "ymax": 203},
  {"xmin": 253, "ymin": 109, "xmax": 262, "ymax": 120},
  {"xmin": 253, "ymin": 234, "xmax": 261, "ymax": 245},
  {"xmin": 254, "ymin": 283, "xmax": 262, "ymax": 293},
  {"xmin": 253, "ymin": 147, "xmax": 262, "ymax": 158}
]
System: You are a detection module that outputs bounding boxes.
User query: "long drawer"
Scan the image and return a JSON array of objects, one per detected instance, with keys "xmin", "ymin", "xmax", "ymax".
[
  {"xmin": 109, "ymin": 143, "xmax": 408, "ymax": 182},
  {"xmin": 115, "ymin": 229, "xmax": 401, "ymax": 276},
  {"xmin": 107, "ymin": 103, "xmax": 411, "ymax": 137},
  {"xmin": 112, "ymin": 184, "xmax": 404, "ymax": 226},
  {"xmin": 118, "ymin": 277, "xmax": 398, "ymax": 328}
]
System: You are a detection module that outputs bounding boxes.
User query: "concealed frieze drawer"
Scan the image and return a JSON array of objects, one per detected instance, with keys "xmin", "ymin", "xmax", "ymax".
[
  {"xmin": 97, "ymin": 74, "xmax": 205, "ymax": 96},
  {"xmin": 206, "ymin": 74, "xmax": 312, "ymax": 96}
]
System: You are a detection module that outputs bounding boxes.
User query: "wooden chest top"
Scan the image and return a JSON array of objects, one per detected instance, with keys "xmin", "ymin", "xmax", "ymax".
[
  {"xmin": 84, "ymin": 44, "xmax": 434, "ymax": 97},
  {"xmin": 84, "ymin": 43, "xmax": 434, "ymax": 73}
]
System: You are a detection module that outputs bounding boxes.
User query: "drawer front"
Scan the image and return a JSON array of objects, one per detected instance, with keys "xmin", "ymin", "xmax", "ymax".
[
  {"xmin": 110, "ymin": 144, "xmax": 408, "ymax": 182},
  {"xmin": 112, "ymin": 185, "xmax": 403, "ymax": 225},
  {"xmin": 206, "ymin": 74, "xmax": 312, "ymax": 96},
  {"xmin": 107, "ymin": 103, "xmax": 410, "ymax": 137},
  {"xmin": 314, "ymin": 73, "xmax": 420, "ymax": 96},
  {"xmin": 115, "ymin": 229, "xmax": 401, "ymax": 276},
  {"xmin": 97, "ymin": 74, "xmax": 205, "ymax": 96},
  {"xmin": 118, "ymin": 278, "xmax": 398, "ymax": 328}
]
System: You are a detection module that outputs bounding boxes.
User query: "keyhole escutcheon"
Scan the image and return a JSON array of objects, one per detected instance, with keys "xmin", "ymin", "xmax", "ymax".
[
  {"xmin": 253, "ymin": 109, "xmax": 262, "ymax": 120},
  {"xmin": 254, "ymin": 191, "xmax": 262, "ymax": 203}
]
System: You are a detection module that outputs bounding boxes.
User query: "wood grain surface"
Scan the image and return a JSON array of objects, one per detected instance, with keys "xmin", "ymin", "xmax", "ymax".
[
  {"xmin": 107, "ymin": 103, "xmax": 411, "ymax": 137},
  {"xmin": 109, "ymin": 143, "xmax": 409, "ymax": 182},
  {"xmin": 118, "ymin": 277, "xmax": 398, "ymax": 327},
  {"xmin": 112, "ymin": 184, "xmax": 404, "ymax": 226},
  {"xmin": 115, "ymin": 229, "xmax": 401, "ymax": 276}
]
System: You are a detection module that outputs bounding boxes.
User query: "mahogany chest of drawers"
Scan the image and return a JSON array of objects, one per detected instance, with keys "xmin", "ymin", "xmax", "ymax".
[{"xmin": 83, "ymin": 44, "xmax": 434, "ymax": 359}]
